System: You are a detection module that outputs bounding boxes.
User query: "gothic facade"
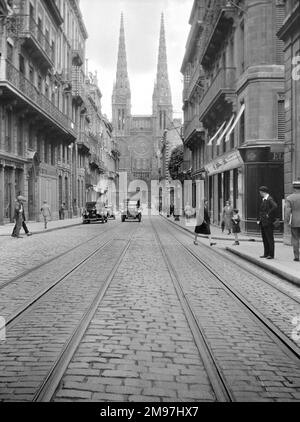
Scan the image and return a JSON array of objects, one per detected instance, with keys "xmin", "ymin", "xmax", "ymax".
[{"xmin": 112, "ymin": 13, "xmax": 175, "ymax": 207}]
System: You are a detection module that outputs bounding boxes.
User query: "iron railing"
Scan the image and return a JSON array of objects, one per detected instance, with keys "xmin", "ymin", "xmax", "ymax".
[
  {"xmin": 198, "ymin": 67, "xmax": 236, "ymax": 120},
  {"xmin": 4, "ymin": 60, "xmax": 76, "ymax": 136}
]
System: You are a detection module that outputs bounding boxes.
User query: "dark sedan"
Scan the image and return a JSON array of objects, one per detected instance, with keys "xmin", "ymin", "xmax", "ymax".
[{"xmin": 82, "ymin": 202, "xmax": 108, "ymax": 224}]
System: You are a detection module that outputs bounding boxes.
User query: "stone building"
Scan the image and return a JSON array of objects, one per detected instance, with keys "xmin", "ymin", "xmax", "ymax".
[
  {"xmin": 0, "ymin": 0, "xmax": 116, "ymax": 224},
  {"xmin": 112, "ymin": 13, "xmax": 177, "ymax": 209},
  {"xmin": 278, "ymin": 1, "xmax": 300, "ymax": 191},
  {"xmin": 181, "ymin": 0, "xmax": 286, "ymax": 232}
]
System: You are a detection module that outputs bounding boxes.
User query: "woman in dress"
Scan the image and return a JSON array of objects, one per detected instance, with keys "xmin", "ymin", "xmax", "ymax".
[
  {"xmin": 222, "ymin": 200, "xmax": 234, "ymax": 235},
  {"xmin": 194, "ymin": 200, "xmax": 216, "ymax": 247}
]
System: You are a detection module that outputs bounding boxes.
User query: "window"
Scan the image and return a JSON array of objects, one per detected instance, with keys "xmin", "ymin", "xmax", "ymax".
[
  {"xmin": 6, "ymin": 109, "xmax": 13, "ymax": 153},
  {"xmin": 38, "ymin": 74, "xmax": 42, "ymax": 92},
  {"xmin": 7, "ymin": 42, "xmax": 13, "ymax": 62},
  {"xmin": 240, "ymin": 22, "xmax": 245, "ymax": 73},
  {"xmin": 19, "ymin": 54, "xmax": 25, "ymax": 74},
  {"xmin": 277, "ymin": 97, "xmax": 285, "ymax": 141},
  {"xmin": 17, "ymin": 118, "xmax": 23, "ymax": 156},
  {"xmin": 29, "ymin": 65, "xmax": 34, "ymax": 84}
]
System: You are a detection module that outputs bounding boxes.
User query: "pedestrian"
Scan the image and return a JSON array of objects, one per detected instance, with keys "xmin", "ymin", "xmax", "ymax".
[
  {"xmin": 285, "ymin": 181, "xmax": 300, "ymax": 262},
  {"xmin": 12, "ymin": 197, "xmax": 32, "ymax": 237},
  {"xmin": 231, "ymin": 208, "xmax": 241, "ymax": 245},
  {"xmin": 12, "ymin": 196, "xmax": 26, "ymax": 239},
  {"xmin": 257, "ymin": 186, "xmax": 277, "ymax": 260},
  {"xmin": 41, "ymin": 200, "xmax": 51, "ymax": 230},
  {"xmin": 222, "ymin": 200, "xmax": 234, "ymax": 235},
  {"xmin": 59, "ymin": 202, "xmax": 65, "ymax": 220},
  {"xmin": 194, "ymin": 200, "xmax": 216, "ymax": 247}
]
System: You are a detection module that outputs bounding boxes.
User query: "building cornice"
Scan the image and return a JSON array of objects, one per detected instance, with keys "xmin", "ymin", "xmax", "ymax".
[{"xmin": 277, "ymin": 4, "xmax": 300, "ymax": 41}]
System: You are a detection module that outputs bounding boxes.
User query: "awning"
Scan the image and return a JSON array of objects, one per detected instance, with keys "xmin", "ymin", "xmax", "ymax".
[
  {"xmin": 216, "ymin": 115, "xmax": 235, "ymax": 145},
  {"xmin": 207, "ymin": 121, "xmax": 226, "ymax": 146},
  {"xmin": 225, "ymin": 104, "xmax": 245, "ymax": 142}
]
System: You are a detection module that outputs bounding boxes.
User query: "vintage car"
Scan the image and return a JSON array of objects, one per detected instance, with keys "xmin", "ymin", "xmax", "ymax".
[
  {"xmin": 121, "ymin": 200, "xmax": 142, "ymax": 222},
  {"xmin": 105, "ymin": 205, "xmax": 116, "ymax": 220},
  {"xmin": 82, "ymin": 202, "xmax": 108, "ymax": 224}
]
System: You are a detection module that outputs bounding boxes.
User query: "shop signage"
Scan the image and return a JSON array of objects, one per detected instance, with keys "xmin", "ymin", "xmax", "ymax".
[{"xmin": 204, "ymin": 150, "xmax": 243, "ymax": 176}]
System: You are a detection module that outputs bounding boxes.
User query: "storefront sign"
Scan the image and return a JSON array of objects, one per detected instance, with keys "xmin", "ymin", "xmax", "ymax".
[{"xmin": 204, "ymin": 150, "xmax": 243, "ymax": 176}]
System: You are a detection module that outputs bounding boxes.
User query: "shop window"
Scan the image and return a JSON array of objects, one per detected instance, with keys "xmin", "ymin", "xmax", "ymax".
[{"xmin": 239, "ymin": 108, "xmax": 245, "ymax": 145}]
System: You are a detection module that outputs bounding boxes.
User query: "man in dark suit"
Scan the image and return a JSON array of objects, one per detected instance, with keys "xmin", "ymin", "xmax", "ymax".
[
  {"xmin": 257, "ymin": 186, "xmax": 278, "ymax": 259},
  {"xmin": 11, "ymin": 196, "xmax": 32, "ymax": 238},
  {"xmin": 285, "ymin": 181, "xmax": 300, "ymax": 262}
]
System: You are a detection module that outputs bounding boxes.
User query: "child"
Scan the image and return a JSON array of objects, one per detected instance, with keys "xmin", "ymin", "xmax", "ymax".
[{"xmin": 231, "ymin": 209, "xmax": 241, "ymax": 245}]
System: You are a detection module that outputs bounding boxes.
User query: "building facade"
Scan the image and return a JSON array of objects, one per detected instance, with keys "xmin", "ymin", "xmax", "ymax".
[
  {"xmin": 112, "ymin": 13, "xmax": 177, "ymax": 209},
  {"xmin": 181, "ymin": 0, "xmax": 286, "ymax": 232},
  {"xmin": 0, "ymin": 0, "xmax": 116, "ymax": 224},
  {"xmin": 278, "ymin": 1, "xmax": 300, "ymax": 192}
]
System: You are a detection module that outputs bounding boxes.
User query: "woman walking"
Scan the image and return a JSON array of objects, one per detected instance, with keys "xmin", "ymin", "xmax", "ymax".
[
  {"xmin": 222, "ymin": 200, "xmax": 234, "ymax": 234},
  {"xmin": 194, "ymin": 200, "xmax": 216, "ymax": 247},
  {"xmin": 231, "ymin": 209, "xmax": 241, "ymax": 245}
]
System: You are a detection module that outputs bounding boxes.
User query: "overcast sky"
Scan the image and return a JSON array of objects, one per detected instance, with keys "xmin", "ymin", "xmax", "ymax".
[{"xmin": 80, "ymin": 0, "xmax": 194, "ymax": 120}]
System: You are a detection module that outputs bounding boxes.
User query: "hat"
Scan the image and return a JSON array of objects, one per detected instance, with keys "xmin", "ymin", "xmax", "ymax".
[
  {"xmin": 259, "ymin": 186, "xmax": 269, "ymax": 193},
  {"xmin": 293, "ymin": 181, "xmax": 300, "ymax": 189},
  {"xmin": 17, "ymin": 196, "xmax": 26, "ymax": 202}
]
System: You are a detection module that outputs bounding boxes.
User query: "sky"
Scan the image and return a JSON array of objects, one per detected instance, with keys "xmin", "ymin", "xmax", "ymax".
[{"xmin": 80, "ymin": 0, "xmax": 194, "ymax": 120}]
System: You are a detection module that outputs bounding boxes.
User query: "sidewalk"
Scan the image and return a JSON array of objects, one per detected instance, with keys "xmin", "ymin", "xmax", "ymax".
[
  {"xmin": 0, "ymin": 217, "xmax": 83, "ymax": 237},
  {"xmin": 163, "ymin": 215, "xmax": 300, "ymax": 286}
]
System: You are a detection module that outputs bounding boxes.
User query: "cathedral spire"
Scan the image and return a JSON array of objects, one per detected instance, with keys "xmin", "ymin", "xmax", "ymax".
[
  {"xmin": 113, "ymin": 12, "xmax": 131, "ymax": 97},
  {"xmin": 153, "ymin": 13, "xmax": 172, "ymax": 110}
]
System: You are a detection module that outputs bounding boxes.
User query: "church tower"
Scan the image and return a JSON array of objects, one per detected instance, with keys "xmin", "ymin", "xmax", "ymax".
[
  {"xmin": 152, "ymin": 13, "xmax": 173, "ymax": 140},
  {"xmin": 112, "ymin": 13, "xmax": 131, "ymax": 139}
]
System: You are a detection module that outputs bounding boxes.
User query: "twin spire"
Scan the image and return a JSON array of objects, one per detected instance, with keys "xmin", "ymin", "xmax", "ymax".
[{"xmin": 113, "ymin": 12, "xmax": 172, "ymax": 110}]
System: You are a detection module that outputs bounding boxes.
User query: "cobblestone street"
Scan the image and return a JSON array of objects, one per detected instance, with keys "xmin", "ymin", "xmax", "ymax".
[{"xmin": 0, "ymin": 217, "xmax": 300, "ymax": 402}]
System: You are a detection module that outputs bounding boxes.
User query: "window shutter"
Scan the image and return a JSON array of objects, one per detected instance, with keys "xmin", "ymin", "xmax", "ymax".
[{"xmin": 277, "ymin": 99, "xmax": 285, "ymax": 141}]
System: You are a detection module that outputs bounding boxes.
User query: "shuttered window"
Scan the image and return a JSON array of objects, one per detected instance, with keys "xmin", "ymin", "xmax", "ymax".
[{"xmin": 275, "ymin": 3, "xmax": 285, "ymax": 64}]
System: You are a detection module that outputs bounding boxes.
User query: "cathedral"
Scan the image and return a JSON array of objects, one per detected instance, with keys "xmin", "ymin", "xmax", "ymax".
[{"xmin": 112, "ymin": 13, "xmax": 176, "ymax": 206}]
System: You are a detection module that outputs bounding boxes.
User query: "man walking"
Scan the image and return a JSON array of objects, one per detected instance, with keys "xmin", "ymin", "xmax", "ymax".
[
  {"xmin": 41, "ymin": 200, "xmax": 51, "ymax": 230},
  {"xmin": 12, "ymin": 196, "xmax": 32, "ymax": 237},
  {"xmin": 257, "ymin": 186, "xmax": 278, "ymax": 259},
  {"xmin": 285, "ymin": 181, "xmax": 300, "ymax": 262},
  {"xmin": 13, "ymin": 196, "xmax": 25, "ymax": 238}
]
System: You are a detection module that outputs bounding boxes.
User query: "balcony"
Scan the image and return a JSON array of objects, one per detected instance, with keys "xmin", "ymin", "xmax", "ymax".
[
  {"xmin": 72, "ymin": 66, "xmax": 86, "ymax": 105},
  {"xmin": 200, "ymin": 3, "xmax": 236, "ymax": 68},
  {"xmin": 184, "ymin": 114, "xmax": 205, "ymax": 146},
  {"xmin": 0, "ymin": 59, "xmax": 76, "ymax": 139},
  {"xmin": 18, "ymin": 15, "xmax": 54, "ymax": 69},
  {"xmin": 183, "ymin": 66, "xmax": 204, "ymax": 102},
  {"xmin": 72, "ymin": 39, "xmax": 84, "ymax": 67},
  {"xmin": 198, "ymin": 67, "xmax": 236, "ymax": 122},
  {"xmin": 89, "ymin": 153, "xmax": 105, "ymax": 172},
  {"xmin": 77, "ymin": 132, "xmax": 90, "ymax": 153}
]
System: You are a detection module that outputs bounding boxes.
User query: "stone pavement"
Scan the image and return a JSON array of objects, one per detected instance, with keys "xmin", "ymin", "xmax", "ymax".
[
  {"xmin": 164, "ymin": 216, "xmax": 300, "ymax": 286},
  {"xmin": 0, "ymin": 217, "xmax": 83, "ymax": 237}
]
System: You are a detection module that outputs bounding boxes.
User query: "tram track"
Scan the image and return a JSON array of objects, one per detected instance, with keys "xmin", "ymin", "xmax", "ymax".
[
  {"xmin": 0, "ymin": 224, "xmax": 138, "ymax": 402},
  {"xmin": 160, "ymin": 217, "xmax": 300, "ymax": 359},
  {"xmin": 162, "ymin": 216, "xmax": 300, "ymax": 305},
  {"xmin": 150, "ymin": 219, "xmax": 233, "ymax": 402},
  {"xmin": 0, "ymin": 221, "xmax": 122, "ymax": 292},
  {"xmin": 152, "ymin": 217, "xmax": 300, "ymax": 402}
]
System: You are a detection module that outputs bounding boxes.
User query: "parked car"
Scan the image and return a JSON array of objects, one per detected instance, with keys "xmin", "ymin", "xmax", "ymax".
[
  {"xmin": 121, "ymin": 199, "xmax": 142, "ymax": 222},
  {"xmin": 105, "ymin": 205, "xmax": 116, "ymax": 220},
  {"xmin": 82, "ymin": 202, "xmax": 108, "ymax": 224}
]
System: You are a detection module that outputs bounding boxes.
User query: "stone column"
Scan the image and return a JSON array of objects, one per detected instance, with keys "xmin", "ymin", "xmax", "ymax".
[
  {"xmin": 10, "ymin": 166, "xmax": 16, "ymax": 222},
  {"xmin": 0, "ymin": 165, "xmax": 4, "ymax": 225}
]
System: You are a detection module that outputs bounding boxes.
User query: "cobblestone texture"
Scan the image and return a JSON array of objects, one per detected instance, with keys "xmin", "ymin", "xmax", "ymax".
[
  {"xmin": 0, "ymin": 223, "xmax": 122, "ymax": 321},
  {"xmin": 53, "ymin": 222, "xmax": 215, "ymax": 402},
  {"xmin": 0, "ymin": 224, "xmax": 134, "ymax": 401},
  {"xmin": 155, "ymin": 218, "xmax": 300, "ymax": 401}
]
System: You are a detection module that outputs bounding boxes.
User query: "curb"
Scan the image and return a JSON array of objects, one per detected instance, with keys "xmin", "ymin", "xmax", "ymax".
[
  {"xmin": 0, "ymin": 221, "xmax": 82, "ymax": 237},
  {"xmin": 226, "ymin": 247, "xmax": 300, "ymax": 287},
  {"xmin": 161, "ymin": 215, "xmax": 263, "ymax": 243}
]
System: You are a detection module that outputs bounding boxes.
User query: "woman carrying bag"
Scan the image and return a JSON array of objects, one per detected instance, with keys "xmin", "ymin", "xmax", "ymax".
[{"xmin": 194, "ymin": 200, "xmax": 217, "ymax": 247}]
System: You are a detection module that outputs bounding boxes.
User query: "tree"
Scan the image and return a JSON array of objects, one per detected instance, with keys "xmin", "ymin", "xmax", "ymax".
[{"xmin": 168, "ymin": 144, "xmax": 184, "ymax": 180}]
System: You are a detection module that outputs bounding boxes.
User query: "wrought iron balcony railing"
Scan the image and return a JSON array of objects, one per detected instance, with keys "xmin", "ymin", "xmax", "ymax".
[
  {"xmin": 3, "ymin": 59, "xmax": 76, "ymax": 137},
  {"xmin": 198, "ymin": 67, "xmax": 236, "ymax": 120},
  {"xmin": 17, "ymin": 15, "xmax": 54, "ymax": 67},
  {"xmin": 184, "ymin": 114, "xmax": 204, "ymax": 143}
]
